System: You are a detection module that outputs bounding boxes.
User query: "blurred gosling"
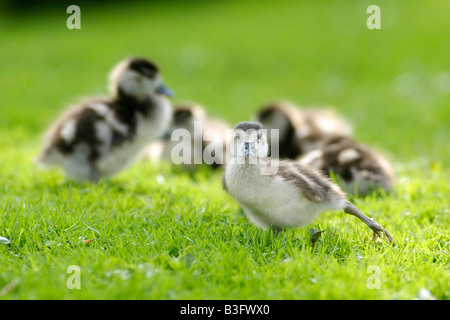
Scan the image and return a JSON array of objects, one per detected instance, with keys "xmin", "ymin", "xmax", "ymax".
[
  {"xmin": 143, "ymin": 102, "xmax": 231, "ymax": 170},
  {"xmin": 253, "ymin": 100, "xmax": 353, "ymax": 159},
  {"xmin": 222, "ymin": 122, "xmax": 394, "ymax": 244},
  {"xmin": 299, "ymin": 136, "xmax": 395, "ymax": 195},
  {"xmin": 37, "ymin": 57, "xmax": 174, "ymax": 182}
]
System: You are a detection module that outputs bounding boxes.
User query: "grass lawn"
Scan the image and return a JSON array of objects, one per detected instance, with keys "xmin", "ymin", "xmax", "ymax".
[{"xmin": 0, "ymin": 0, "xmax": 449, "ymax": 299}]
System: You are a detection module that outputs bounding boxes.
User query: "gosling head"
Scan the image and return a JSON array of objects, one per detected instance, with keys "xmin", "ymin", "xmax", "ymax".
[
  {"xmin": 254, "ymin": 101, "xmax": 303, "ymax": 159},
  {"xmin": 172, "ymin": 103, "xmax": 206, "ymax": 131},
  {"xmin": 160, "ymin": 103, "xmax": 206, "ymax": 140},
  {"xmin": 109, "ymin": 57, "xmax": 174, "ymax": 100},
  {"xmin": 232, "ymin": 122, "xmax": 269, "ymax": 161},
  {"xmin": 255, "ymin": 102, "xmax": 296, "ymax": 143}
]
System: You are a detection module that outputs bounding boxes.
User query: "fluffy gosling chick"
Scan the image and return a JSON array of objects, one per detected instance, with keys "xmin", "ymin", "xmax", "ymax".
[
  {"xmin": 37, "ymin": 57, "xmax": 174, "ymax": 182},
  {"xmin": 222, "ymin": 122, "xmax": 393, "ymax": 244},
  {"xmin": 299, "ymin": 136, "xmax": 395, "ymax": 195},
  {"xmin": 144, "ymin": 102, "xmax": 231, "ymax": 170},
  {"xmin": 254, "ymin": 100, "xmax": 352, "ymax": 159}
]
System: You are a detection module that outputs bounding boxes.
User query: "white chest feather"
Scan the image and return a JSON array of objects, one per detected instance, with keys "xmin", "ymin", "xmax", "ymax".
[{"xmin": 224, "ymin": 161, "xmax": 326, "ymax": 229}]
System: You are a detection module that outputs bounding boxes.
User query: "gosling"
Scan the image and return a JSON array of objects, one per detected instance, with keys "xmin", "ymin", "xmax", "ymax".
[
  {"xmin": 222, "ymin": 122, "xmax": 393, "ymax": 244},
  {"xmin": 37, "ymin": 57, "xmax": 173, "ymax": 182},
  {"xmin": 253, "ymin": 100, "xmax": 352, "ymax": 159},
  {"xmin": 143, "ymin": 102, "xmax": 231, "ymax": 170},
  {"xmin": 299, "ymin": 136, "xmax": 395, "ymax": 195}
]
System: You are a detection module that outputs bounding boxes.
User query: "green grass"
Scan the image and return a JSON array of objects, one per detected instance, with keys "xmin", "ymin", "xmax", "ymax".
[{"xmin": 0, "ymin": 0, "xmax": 449, "ymax": 299}]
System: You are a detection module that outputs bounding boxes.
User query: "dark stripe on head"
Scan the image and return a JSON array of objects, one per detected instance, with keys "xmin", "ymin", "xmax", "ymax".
[
  {"xmin": 234, "ymin": 121, "xmax": 263, "ymax": 131},
  {"xmin": 173, "ymin": 107, "xmax": 193, "ymax": 125},
  {"xmin": 257, "ymin": 106, "xmax": 277, "ymax": 122},
  {"xmin": 128, "ymin": 57, "xmax": 159, "ymax": 79}
]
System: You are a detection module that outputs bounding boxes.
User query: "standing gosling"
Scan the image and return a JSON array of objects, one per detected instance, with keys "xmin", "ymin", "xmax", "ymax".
[
  {"xmin": 222, "ymin": 122, "xmax": 393, "ymax": 244},
  {"xmin": 37, "ymin": 57, "xmax": 173, "ymax": 182},
  {"xmin": 299, "ymin": 136, "xmax": 395, "ymax": 195}
]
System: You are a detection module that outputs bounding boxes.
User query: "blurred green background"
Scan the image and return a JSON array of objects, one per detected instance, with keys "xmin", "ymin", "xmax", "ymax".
[{"xmin": 0, "ymin": 0, "xmax": 449, "ymax": 166}]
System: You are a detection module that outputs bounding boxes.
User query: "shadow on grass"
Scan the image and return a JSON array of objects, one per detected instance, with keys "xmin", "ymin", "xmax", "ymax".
[{"xmin": 233, "ymin": 223, "xmax": 357, "ymax": 264}]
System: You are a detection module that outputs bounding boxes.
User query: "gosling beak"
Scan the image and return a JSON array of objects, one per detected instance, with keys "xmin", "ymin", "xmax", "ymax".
[
  {"xmin": 244, "ymin": 142, "xmax": 250, "ymax": 156},
  {"xmin": 244, "ymin": 141, "xmax": 256, "ymax": 157},
  {"xmin": 156, "ymin": 83, "xmax": 174, "ymax": 97}
]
